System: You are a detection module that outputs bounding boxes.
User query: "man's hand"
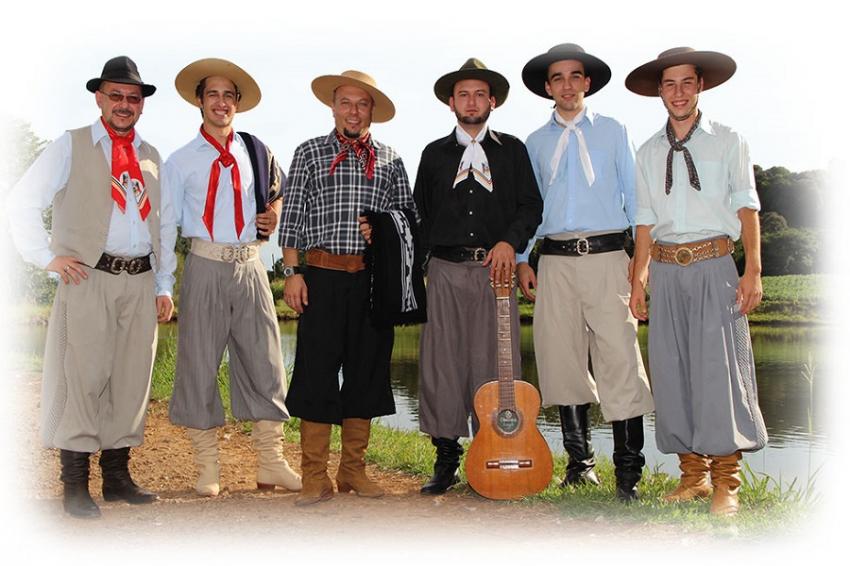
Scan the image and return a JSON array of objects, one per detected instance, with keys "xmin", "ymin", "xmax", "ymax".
[
  {"xmin": 358, "ymin": 215, "xmax": 372, "ymax": 245},
  {"xmin": 284, "ymin": 274, "xmax": 309, "ymax": 314},
  {"xmin": 736, "ymin": 270, "xmax": 763, "ymax": 315},
  {"xmin": 46, "ymin": 256, "xmax": 88, "ymax": 285},
  {"xmin": 629, "ymin": 279, "xmax": 648, "ymax": 321},
  {"xmin": 516, "ymin": 262, "xmax": 537, "ymax": 302},
  {"xmin": 256, "ymin": 204, "xmax": 279, "ymax": 237},
  {"xmin": 482, "ymin": 241, "xmax": 515, "ymax": 284},
  {"xmin": 156, "ymin": 295, "xmax": 174, "ymax": 323}
]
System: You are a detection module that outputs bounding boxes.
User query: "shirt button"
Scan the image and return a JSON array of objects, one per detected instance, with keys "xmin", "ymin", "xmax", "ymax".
[
  {"xmin": 469, "ymin": 232, "xmax": 474, "ymax": 237},
  {"xmin": 468, "ymin": 211, "xmax": 473, "ymax": 216},
  {"xmin": 469, "ymin": 190, "xmax": 473, "ymax": 194}
]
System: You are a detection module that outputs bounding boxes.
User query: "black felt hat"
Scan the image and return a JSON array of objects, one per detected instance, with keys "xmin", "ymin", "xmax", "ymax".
[
  {"xmin": 522, "ymin": 43, "xmax": 611, "ymax": 99},
  {"xmin": 86, "ymin": 56, "xmax": 156, "ymax": 97}
]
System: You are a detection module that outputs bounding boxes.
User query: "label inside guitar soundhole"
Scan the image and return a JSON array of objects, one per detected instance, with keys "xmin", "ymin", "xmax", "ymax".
[{"xmin": 495, "ymin": 408, "xmax": 521, "ymax": 435}]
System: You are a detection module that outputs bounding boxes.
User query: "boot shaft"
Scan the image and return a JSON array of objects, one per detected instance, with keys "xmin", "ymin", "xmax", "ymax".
[{"xmin": 60, "ymin": 450, "xmax": 92, "ymax": 484}]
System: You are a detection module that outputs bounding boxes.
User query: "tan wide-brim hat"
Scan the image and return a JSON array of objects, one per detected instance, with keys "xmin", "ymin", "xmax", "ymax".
[
  {"xmin": 625, "ymin": 47, "xmax": 737, "ymax": 97},
  {"xmin": 311, "ymin": 70, "xmax": 395, "ymax": 123},
  {"xmin": 175, "ymin": 58, "xmax": 261, "ymax": 112},
  {"xmin": 433, "ymin": 58, "xmax": 510, "ymax": 107}
]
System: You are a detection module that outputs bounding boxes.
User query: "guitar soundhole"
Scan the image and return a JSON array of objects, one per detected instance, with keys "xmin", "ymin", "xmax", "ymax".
[{"xmin": 495, "ymin": 409, "xmax": 521, "ymax": 436}]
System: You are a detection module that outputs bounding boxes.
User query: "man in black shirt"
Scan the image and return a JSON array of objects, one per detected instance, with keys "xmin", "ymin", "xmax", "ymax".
[{"xmin": 413, "ymin": 59, "xmax": 543, "ymax": 495}]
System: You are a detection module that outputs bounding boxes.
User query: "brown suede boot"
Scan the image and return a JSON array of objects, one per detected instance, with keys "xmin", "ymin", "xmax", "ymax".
[
  {"xmin": 336, "ymin": 418, "xmax": 384, "ymax": 498},
  {"xmin": 294, "ymin": 420, "xmax": 334, "ymax": 506},
  {"xmin": 663, "ymin": 452, "xmax": 713, "ymax": 502},
  {"xmin": 709, "ymin": 452, "xmax": 742, "ymax": 516}
]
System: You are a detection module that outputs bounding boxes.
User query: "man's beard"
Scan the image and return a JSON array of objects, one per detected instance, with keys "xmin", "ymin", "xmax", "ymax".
[
  {"xmin": 343, "ymin": 128, "xmax": 364, "ymax": 139},
  {"xmin": 455, "ymin": 106, "xmax": 491, "ymax": 126}
]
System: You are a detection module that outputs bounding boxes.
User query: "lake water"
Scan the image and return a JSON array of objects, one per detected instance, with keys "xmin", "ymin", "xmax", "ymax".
[{"xmin": 23, "ymin": 320, "xmax": 828, "ymax": 488}]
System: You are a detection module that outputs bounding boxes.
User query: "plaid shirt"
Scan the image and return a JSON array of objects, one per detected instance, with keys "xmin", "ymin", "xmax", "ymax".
[{"xmin": 279, "ymin": 130, "xmax": 416, "ymax": 254}]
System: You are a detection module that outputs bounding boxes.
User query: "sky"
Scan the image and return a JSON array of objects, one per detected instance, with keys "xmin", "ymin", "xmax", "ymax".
[{"xmin": 0, "ymin": 0, "xmax": 846, "ymax": 561}]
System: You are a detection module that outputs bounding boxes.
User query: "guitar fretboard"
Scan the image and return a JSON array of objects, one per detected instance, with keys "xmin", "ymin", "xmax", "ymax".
[{"xmin": 496, "ymin": 295, "xmax": 516, "ymax": 412}]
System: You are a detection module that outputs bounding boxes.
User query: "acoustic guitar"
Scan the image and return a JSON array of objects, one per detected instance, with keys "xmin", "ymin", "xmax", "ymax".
[{"xmin": 465, "ymin": 276, "xmax": 553, "ymax": 500}]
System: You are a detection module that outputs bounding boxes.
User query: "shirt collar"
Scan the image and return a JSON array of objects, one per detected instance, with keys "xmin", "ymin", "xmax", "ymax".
[
  {"xmin": 91, "ymin": 118, "xmax": 142, "ymax": 148},
  {"xmin": 549, "ymin": 106, "xmax": 596, "ymax": 129},
  {"xmin": 326, "ymin": 129, "xmax": 382, "ymax": 150},
  {"xmin": 653, "ymin": 111, "xmax": 716, "ymax": 141}
]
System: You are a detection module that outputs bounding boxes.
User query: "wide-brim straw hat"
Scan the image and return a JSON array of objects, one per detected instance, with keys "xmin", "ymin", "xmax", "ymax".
[
  {"xmin": 175, "ymin": 58, "xmax": 261, "ymax": 112},
  {"xmin": 86, "ymin": 56, "xmax": 156, "ymax": 97},
  {"xmin": 625, "ymin": 47, "xmax": 737, "ymax": 96},
  {"xmin": 311, "ymin": 70, "xmax": 395, "ymax": 123},
  {"xmin": 433, "ymin": 58, "xmax": 510, "ymax": 107},
  {"xmin": 522, "ymin": 43, "xmax": 611, "ymax": 99}
]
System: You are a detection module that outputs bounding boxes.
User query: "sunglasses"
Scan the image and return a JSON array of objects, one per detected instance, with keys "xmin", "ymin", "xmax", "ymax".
[{"xmin": 100, "ymin": 90, "xmax": 143, "ymax": 105}]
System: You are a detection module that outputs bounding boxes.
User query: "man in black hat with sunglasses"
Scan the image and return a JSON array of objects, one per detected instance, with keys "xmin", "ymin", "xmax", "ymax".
[
  {"xmin": 7, "ymin": 56, "xmax": 177, "ymax": 518},
  {"xmin": 516, "ymin": 44, "xmax": 654, "ymax": 502},
  {"xmin": 413, "ymin": 59, "xmax": 542, "ymax": 495}
]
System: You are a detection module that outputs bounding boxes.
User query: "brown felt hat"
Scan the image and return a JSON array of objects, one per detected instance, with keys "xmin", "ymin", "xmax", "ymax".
[
  {"xmin": 311, "ymin": 70, "xmax": 395, "ymax": 123},
  {"xmin": 175, "ymin": 58, "xmax": 261, "ymax": 112},
  {"xmin": 625, "ymin": 47, "xmax": 737, "ymax": 96},
  {"xmin": 522, "ymin": 43, "xmax": 611, "ymax": 99},
  {"xmin": 433, "ymin": 58, "xmax": 510, "ymax": 107}
]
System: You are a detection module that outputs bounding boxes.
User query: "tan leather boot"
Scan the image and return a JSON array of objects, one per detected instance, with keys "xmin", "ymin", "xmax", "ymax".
[
  {"xmin": 663, "ymin": 452, "xmax": 712, "ymax": 502},
  {"xmin": 187, "ymin": 428, "xmax": 220, "ymax": 497},
  {"xmin": 252, "ymin": 420, "xmax": 302, "ymax": 492},
  {"xmin": 294, "ymin": 420, "xmax": 334, "ymax": 506},
  {"xmin": 336, "ymin": 418, "xmax": 384, "ymax": 498},
  {"xmin": 709, "ymin": 452, "xmax": 742, "ymax": 516}
]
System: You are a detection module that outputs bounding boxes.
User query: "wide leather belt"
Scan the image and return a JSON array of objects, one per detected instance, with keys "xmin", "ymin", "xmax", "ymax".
[
  {"xmin": 540, "ymin": 232, "xmax": 627, "ymax": 256},
  {"xmin": 430, "ymin": 246, "xmax": 488, "ymax": 263},
  {"xmin": 191, "ymin": 239, "xmax": 261, "ymax": 263},
  {"xmin": 305, "ymin": 248, "xmax": 366, "ymax": 272},
  {"xmin": 94, "ymin": 252, "xmax": 152, "ymax": 275},
  {"xmin": 650, "ymin": 236, "xmax": 735, "ymax": 266}
]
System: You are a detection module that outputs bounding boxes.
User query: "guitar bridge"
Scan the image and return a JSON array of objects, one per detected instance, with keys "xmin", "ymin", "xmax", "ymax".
[{"xmin": 485, "ymin": 459, "xmax": 533, "ymax": 470}]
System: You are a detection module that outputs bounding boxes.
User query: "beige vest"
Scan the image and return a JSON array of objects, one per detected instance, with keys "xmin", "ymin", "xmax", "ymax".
[{"xmin": 50, "ymin": 126, "xmax": 162, "ymax": 267}]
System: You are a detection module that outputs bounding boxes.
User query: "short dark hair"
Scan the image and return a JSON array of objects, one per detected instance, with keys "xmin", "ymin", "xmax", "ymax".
[
  {"xmin": 657, "ymin": 64, "xmax": 703, "ymax": 83},
  {"xmin": 195, "ymin": 77, "xmax": 242, "ymax": 101}
]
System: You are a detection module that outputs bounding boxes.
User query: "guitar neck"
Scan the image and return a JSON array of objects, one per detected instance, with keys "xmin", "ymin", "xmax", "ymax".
[{"xmin": 496, "ymin": 294, "xmax": 516, "ymax": 412}]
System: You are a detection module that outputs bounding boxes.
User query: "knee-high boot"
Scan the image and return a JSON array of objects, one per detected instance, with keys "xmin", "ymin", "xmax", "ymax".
[
  {"xmin": 295, "ymin": 420, "xmax": 334, "ymax": 506},
  {"xmin": 420, "ymin": 437, "xmax": 463, "ymax": 495},
  {"xmin": 60, "ymin": 450, "xmax": 100, "ymax": 519},
  {"xmin": 558, "ymin": 404, "xmax": 599, "ymax": 486},
  {"xmin": 252, "ymin": 420, "xmax": 302, "ymax": 492},
  {"xmin": 336, "ymin": 418, "xmax": 384, "ymax": 498},
  {"xmin": 612, "ymin": 416, "xmax": 645, "ymax": 502}
]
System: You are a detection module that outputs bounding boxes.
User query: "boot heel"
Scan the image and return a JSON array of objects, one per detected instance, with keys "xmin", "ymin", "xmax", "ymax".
[
  {"xmin": 257, "ymin": 483, "xmax": 276, "ymax": 492},
  {"xmin": 336, "ymin": 480, "xmax": 353, "ymax": 493}
]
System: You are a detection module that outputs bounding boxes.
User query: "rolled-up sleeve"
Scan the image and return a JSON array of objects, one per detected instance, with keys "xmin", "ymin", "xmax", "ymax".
[
  {"xmin": 728, "ymin": 134, "xmax": 760, "ymax": 212},
  {"xmin": 634, "ymin": 152, "xmax": 658, "ymax": 226}
]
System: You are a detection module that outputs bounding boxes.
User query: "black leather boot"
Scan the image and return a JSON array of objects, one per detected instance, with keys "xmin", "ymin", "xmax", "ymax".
[
  {"xmin": 100, "ymin": 447, "xmax": 158, "ymax": 504},
  {"xmin": 420, "ymin": 437, "xmax": 463, "ymax": 495},
  {"xmin": 60, "ymin": 450, "xmax": 101, "ymax": 519},
  {"xmin": 558, "ymin": 404, "xmax": 599, "ymax": 486},
  {"xmin": 612, "ymin": 416, "xmax": 646, "ymax": 502}
]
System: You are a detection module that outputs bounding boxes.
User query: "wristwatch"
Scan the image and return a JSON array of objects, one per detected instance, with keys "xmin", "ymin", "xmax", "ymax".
[{"xmin": 282, "ymin": 265, "xmax": 304, "ymax": 278}]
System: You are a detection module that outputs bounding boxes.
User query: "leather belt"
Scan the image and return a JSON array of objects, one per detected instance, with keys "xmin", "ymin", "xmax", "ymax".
[
  {"xmin": 305, "ymin": 248, "xmax": 366, "ymax": 272},
  {"xmin": 94, "ymin": 252, "xmax": 152, "ymax": 275},
  {"xmin": 540, "ymin": 232, "xmax": 627, "ymax": 256},
  {"xmin": 190, "ymin": 239, "xmax": 261, "ymax": 263},
  {"xmin": 650, "ymin": 236, "xmax": 735, "ymax": 266},
  {"xmin": 430, "ymin": 246, "xmax": 488, "ymax": 263}
]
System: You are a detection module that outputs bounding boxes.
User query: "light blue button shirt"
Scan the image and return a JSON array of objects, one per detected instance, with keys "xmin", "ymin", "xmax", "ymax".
[
  {"xmin": 165, "ymin": 131, "xmax": 258, "ymax": 244},
  {"xmin": 634, "ymin": 116, "xmax": 760, "ymax": 244},
  {"xmin": 518, "ymin": 109, "xmax": 636, "ymax": 263}
]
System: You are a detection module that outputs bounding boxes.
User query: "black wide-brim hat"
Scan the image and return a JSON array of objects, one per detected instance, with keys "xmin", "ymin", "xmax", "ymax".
[
  {"xmin": 522, "ymin": 43, "xmax": 611, "ymax": 99},
  {"xmin": 86, "ymin": 56, "xmax": 156, "ymax": 97},
  {"xmin": 625, "ymin": 47, "xmax": 737, "ymax": 96},
  {"xmin": 434, "ymin": 58, "xmax": 510, "ymax": 107}
]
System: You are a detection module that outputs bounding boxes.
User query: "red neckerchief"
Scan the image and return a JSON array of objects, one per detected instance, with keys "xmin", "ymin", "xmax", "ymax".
[
  {"xmin": 329, "ymin": 130, "xmax": 376, "ymax": 180},
  {"xmin": 101, "ymin": 117, "xmax": 150, "ymax": 221},
  {"xmin": 200, "ymin": 126, "xmax": 244, "ymax": 241}
]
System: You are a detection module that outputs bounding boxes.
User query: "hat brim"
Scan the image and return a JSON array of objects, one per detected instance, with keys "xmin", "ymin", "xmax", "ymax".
[
  {"xmin": 433, "ymin": 68, "xmax": 510, "ymax": 107},
  {"xmin": 174, "ymin": 58, "xmax": 261, "ymax": 112},
  {"xmin": 311, "ymin": 75, "xmax": 395, "ymax": 123},
  {"xmin": 86, "ymin": 78, "xmax": 156, "ymax": 97},
  {"xmin": 522, "ymin": 52, "xmax": 611, "ymax": 99},
  {"xmin": 625, "ymin": 51, "xmax": 737, "ymax": 96}
]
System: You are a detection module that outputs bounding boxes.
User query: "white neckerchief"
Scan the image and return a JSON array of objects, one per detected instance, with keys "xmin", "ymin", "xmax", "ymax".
[
  {"xmin": 453, "ymin": 125, "xmax": 492, "ymax": 192},
  {"xmin": 550, "ymin": 108, "xmax": 595, "ymax": 188}
]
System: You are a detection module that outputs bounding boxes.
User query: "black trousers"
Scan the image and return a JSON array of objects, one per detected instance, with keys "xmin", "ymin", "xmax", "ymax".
[{"xmin": 286, "ymin": 266, "xmax": 396, "ymax": 424}]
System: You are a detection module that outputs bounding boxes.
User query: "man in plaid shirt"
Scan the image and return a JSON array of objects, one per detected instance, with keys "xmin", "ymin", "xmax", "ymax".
[{"xmin": 278, "ymin": 70, "xmax": 415, "ymax": 506}]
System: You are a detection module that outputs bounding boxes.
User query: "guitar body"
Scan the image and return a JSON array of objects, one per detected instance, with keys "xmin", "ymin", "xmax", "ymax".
[{"xmin": 466, "ymin": 380, "xmax": 554, "ymax": 500}]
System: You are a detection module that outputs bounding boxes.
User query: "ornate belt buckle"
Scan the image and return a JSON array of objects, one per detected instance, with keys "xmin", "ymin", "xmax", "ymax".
[
  {"xmin": 576, "ymin": 238, "xmax": 590, "ymax": 256},
  {"xmin": 473, "ymin": 248, "xmax": 487, "ymax": 262},
  {"xmin": 109, "ymin": 256, "xmax": 126, "ymax": 274},
  {"xmin": 674, "ymin": 247, "xmax": 694, "ymax": 266},
  {"xmin": 221, "ymin": 247, "xmax": 236, "ymax": 262},
  {"xmin": 236, "ymin": 246, "xmax": 250, "ymax": 263},
  {"xmin": 126, "ymin": 258, "xmax": 143, "ymax": 275}
]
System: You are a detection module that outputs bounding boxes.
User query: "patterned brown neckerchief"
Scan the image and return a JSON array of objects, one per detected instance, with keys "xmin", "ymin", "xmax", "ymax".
[{"xmin": 665, "ymin": 110, "xmax": 702, "ymax": 195}]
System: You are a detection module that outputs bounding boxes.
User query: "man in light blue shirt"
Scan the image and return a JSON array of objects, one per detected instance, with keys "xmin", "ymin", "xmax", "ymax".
[
  {"xmin": 517, "ymin": 44, "xmax": 654, "ymax": 502},
  {"xmin": 626, "ymin": 47, "xmax": 767, "ymax": 517}
]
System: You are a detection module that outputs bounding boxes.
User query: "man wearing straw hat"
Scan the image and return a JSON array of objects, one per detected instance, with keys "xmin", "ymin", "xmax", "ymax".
[
  {"xmin": 166, "ymin": 58, "xmax": 300, "ymax": 497},
  {"xmin": 278, "ymin": 70, "xmax": 415, "ymax": 505},
  {"xmin": 626, "ymin": 47, "xmax": 767, "ymax": 515},
  {"xmin": 7, "ymin": 56, "xmax": 176, "ymax": 518},
  {"xmin": 413, "ymin": 59, "xmax": 542, "ymax": 495},
  {"xmin": 517, "ymin": 43, "xmax": 654, "ymax": 501}
]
